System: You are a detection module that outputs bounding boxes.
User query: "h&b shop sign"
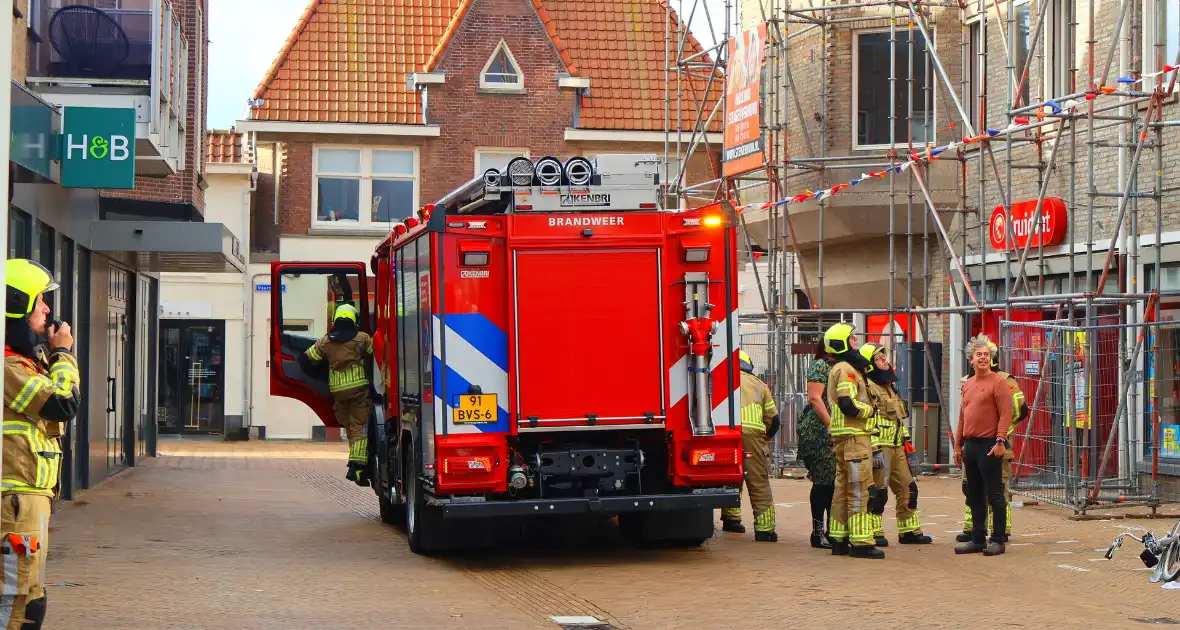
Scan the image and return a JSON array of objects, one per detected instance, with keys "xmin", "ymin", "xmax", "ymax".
[{"xmin": 60, "ymin": 107, "xmax": 136, "ymax": 189}]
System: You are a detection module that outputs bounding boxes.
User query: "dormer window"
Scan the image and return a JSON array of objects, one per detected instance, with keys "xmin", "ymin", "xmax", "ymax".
[{"xmin": 480, "ymin": 40, "xmax": 523, "ymax": 91}]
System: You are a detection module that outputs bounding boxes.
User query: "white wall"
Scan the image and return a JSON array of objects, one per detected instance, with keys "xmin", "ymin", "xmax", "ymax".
[{"xmin": 159, "ymin": 170, "xmax": 253, "ymax": 425}]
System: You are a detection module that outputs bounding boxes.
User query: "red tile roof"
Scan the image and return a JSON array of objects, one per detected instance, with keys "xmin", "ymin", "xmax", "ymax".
[
  {"xmin": 249, "ymin": 0, "xmax": 720, "ymax": 132},
  {"xmin": 206, "ymin": 130, "xmax": 250, "ymax": 164}
]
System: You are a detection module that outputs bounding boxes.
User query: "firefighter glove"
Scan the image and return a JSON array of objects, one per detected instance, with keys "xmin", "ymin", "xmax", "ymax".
[
  {"xmin": 908, "ymin": 481, "xmax": 919, "ymax": 510},
  {"xmin": 766, "ymin": 417, "xmax": 781, "ymax": 439},
  {"xmin": 872, "ymin": 450, "xmax": 885, "ymax": 470},
  {"xmin": 961, "ymin": 477, "xmax": 969, "ymax": 497},
  {"xmin": 868, "ymin": 484, "xmax": 888, "ymax": 515}
]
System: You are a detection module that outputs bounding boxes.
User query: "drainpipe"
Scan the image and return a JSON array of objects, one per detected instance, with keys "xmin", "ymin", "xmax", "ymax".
[
  {"xmin": 247, "ymin": 271, "xmax": 269, "ymax": 437},
  {"xmin": 241, "ymin": 167, "xmax": 257, "ymax": 436}
]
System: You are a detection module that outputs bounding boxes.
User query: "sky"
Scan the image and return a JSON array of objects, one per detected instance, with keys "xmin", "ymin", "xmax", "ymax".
[{"xmin": 206, "ymin": 0, "xmax": 736, "ymax": 130}]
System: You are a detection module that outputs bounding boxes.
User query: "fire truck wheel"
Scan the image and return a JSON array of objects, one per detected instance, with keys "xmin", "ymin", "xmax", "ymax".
[{"xmin": 406, "ymin": 445, "xmax": 447, "ymax": 555}]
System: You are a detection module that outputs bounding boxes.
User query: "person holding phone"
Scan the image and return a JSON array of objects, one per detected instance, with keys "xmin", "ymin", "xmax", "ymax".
[{"xmin": 1, "ymin": 258, "xmax": 81, "ymax": 629}]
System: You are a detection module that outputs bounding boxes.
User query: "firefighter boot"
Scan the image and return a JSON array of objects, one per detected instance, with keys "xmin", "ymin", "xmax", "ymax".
[
  {"xmin": 874, "ymin": 535, "xmax": 890, "ymax": 547},
  {"xmin": 831, "ymin": 539, "xmax": 850, "ymax": 556},
  {"xmin": 754, "ymin": 530, "xmax": 778, "ymax": 543},
  {"xmin": 346, "ymin": 461, "xmax": 371, "ymax": 487},
  {"xmin": 956, "ymin": 532, "xmax": 972, "ymax": 543},
  {"xmin": 899, "ymin": 532, "xmax": 933, "ymax": 544},
  {"xmin": 722, "ymin": 519, "xmax": 746, "ymax": 534},
  {"xmin": 850, "ymin": 545, "xmax": 886, "ymax": 559}
]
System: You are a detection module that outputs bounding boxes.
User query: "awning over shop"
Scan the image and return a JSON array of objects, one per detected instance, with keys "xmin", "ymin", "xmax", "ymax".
[{"xmin": 88, "ymin": 221, "xmax": 246, "ymax": 273}]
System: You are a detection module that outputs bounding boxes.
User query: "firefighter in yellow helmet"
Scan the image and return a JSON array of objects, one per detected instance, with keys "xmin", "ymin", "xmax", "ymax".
[
  {"xmin": 720, "ymin": 350, "xmax": 780, "ymax": 542},
  {"xmin": 302, "ymin": 303, "xmax": 375, "ymax": 486},
  {"xmin": 860, "ymin": 343, "xmax": 933, "ymax": 547},
  {"xmin": 956, "ymin": 340, "xmax": 1027, "ymax": 543},
  {"xmin": 823, "ymin": 323, "xmax": 884, "ymax": 559},
  {"xmin": 2, "ymin": 258, "xmax": 81, "ymax": 629}
]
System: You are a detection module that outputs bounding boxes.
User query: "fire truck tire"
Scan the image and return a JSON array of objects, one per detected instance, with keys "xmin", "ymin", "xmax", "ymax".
[{"xmin": 406, "ymin": 446, "xmax": 448, "ymax": 555}]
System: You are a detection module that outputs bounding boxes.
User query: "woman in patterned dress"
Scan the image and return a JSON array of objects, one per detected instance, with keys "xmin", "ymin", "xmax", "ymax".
[{"xmin": 796, "ymin": 344, "xmax": 837, "ymax": 549}]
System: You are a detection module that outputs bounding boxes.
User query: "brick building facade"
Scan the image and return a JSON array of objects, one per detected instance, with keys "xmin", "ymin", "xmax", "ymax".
[
  {"xmin": 7, "ymin": 0, "xmax": 226, "ymax": 494},
  {"xmin": 242, "ymin": 0, "xmax": 722, "ymax": 255}
]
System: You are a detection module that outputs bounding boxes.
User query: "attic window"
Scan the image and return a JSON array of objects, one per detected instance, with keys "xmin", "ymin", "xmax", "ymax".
[{"xmin": 480, "ymin": 41, "xmax": 522, "ymax": 91}]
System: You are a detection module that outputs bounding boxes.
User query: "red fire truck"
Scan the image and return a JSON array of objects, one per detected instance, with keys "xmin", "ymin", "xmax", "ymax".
[{"xmin": 268, "ymin": 154, "xmax": 743, "ymax": 553}]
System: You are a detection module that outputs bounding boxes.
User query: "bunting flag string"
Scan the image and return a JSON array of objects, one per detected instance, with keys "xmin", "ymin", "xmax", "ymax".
[{"xmin": 733, "ymin": 66, "xmax": 1178, "ymax": 216}]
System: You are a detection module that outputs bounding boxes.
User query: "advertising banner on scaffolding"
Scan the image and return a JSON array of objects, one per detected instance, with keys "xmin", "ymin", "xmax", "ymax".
[{"xmin": 723, "ymin": 23, "xmax": 768, "ymax": 177}]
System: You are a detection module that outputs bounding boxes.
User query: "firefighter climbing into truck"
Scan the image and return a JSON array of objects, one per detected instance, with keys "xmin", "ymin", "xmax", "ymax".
[{"xmin": 268, "ymin": 154, "xmax": 745, "ymax": 554}]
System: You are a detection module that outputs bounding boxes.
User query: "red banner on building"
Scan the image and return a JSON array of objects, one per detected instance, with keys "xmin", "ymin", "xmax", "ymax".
[
  {"xmin": 723, "ymin": 23, "xmax": 768, "ymax": 178},
  {"xmin": 988, "ymin": 197, "xmax": 1068, "ymax": 251}
]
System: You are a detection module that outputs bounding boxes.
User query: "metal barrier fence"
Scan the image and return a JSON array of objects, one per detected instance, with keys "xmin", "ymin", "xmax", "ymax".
[
  {"xmin": 999, "ymin": 318, "xmax": 1180, "ymax": 514},
  {"xmin": 740, "ymin": 329, "xmax": 810, "ymax": 476}
]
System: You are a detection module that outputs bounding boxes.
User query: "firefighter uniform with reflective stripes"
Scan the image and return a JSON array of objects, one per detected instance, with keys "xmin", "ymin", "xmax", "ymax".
[
  {"xmin": 865, "ymin": 380, "xmax": 924, "ymax": 540},
  {"xmin": 826, "ymin": 361, "xmax": 877, "ymax": 550},
  {"xmin": 959, "ymin": 370, "xmax": 1025, "ymax": 539},
  {"xmin": 2, "ymin": 258, "xmax": 81, "ymax": 630},
  {"xmin": 304, "ymin": 304, "xmax": 374, "ymax": 483},
  {"xmin": 721, "ymin": 354, "xmax": 780, "ymax": 541}
]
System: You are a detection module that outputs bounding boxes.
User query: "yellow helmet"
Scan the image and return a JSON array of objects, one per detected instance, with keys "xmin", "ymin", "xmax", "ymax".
[
  {"xmin": 333, "ymin": 303, "xmax": 359, "ymax": 324},
  {"xmin": 859, "ymin": 342, "xmax": 881, "ymax": 372},
  {"xmin": 5, "ymin": 259, "xmax": 57, "ymax": 319},
  {"xmin": 823, "ymin": 322, "xmax": 855, "ymax": 355},
  {"xmin": 739, "ymin": 350, "xmax": 752, "ymax": 364},
  {"xmin": 987, "ymin": 340, "xmax": 1000, "ymax": 369}
]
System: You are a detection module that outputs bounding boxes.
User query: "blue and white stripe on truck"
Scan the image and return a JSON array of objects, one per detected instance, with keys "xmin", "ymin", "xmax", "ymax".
[{"xmin": 433, "ymin": 314, "xmax": 511, "ymax": 434}]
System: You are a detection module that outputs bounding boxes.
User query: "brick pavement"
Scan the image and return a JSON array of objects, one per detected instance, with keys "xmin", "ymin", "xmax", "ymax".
[{"xmin": 41, "ymin": 440, "xmax": 1180, "ymax": 629}]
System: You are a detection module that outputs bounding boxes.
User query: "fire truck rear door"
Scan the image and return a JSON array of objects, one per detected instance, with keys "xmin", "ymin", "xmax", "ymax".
[
  {"xmin": 513, "ymin": 248, "xmax": 663, "ymax": 428},
  {"xmin": 269, "ymin": 261, "xmax": 372, "ymax": 427}
]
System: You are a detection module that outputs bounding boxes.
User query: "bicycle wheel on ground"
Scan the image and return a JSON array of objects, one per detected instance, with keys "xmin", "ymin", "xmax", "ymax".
[{"xmin": 1159, "ymin": 521, "xmax": 1180, "ymax": 582}]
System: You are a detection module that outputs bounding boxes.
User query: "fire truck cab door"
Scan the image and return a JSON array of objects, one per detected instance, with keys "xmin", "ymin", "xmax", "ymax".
[{"xmin": 269, "ymin": 261, "xmax": 372, "ymax": 427}]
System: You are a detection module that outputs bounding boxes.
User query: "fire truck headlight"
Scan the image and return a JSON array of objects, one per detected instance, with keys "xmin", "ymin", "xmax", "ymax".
[
  {"xmin": 462, "ymin": 252, "xmax": 489, "ymax": 266},
  {"xmin": 684, "ymin": 247, "xmax": 710, "ymax": 263}
]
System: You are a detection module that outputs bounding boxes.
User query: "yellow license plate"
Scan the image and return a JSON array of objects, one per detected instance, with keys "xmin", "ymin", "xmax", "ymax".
[{"xmin": 453, "ymin": 394, "xmax": 498, "ymax": 424}]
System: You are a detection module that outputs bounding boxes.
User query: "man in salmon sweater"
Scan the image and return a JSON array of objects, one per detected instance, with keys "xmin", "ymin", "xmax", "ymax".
[{"xmin": 955, "ymin": 334, "xmax": 1013, "ymax": 557}]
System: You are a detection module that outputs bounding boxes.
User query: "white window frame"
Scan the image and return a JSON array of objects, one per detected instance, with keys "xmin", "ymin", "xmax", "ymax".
[
  {"xmin": 1043, "ymin": 0, "xmax": 1075, "ymax": 100},
  {"xmin": 473, "ymin": 147, "xmax": 529, "ymax": 177},
  {"xmin": 1143, "ymin": 0, "xmax": 1180, "ymax": 93},
  {"xmin": 851, "ymin": 27, "xmax": 938, "ymax": 150},
  {"xmin": 311, "ymin": 145, "xmax": 420, "ymax": 231},
  {"xmin": 480, "ymin": 40, "xmax": 524, "ymax": 91}
]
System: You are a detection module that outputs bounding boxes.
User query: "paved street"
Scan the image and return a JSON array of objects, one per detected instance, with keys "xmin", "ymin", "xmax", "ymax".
[{"xmin": 41, "ymin": 440, "xmax": 1179, "ymax": 629}]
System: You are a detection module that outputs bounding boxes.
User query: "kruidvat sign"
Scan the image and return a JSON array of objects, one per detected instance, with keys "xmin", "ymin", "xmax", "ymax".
[
  {"xmin": 988, "ymin": 197, "xmax": 1068, "ymax": 251},
  {"xmin": 60, "ymin": 106, "xmax": 136, "ymax": 189}
]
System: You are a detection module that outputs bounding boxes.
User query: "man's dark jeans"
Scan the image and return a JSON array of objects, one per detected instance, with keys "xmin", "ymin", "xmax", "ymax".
[{"xmin": 963, "ymin": 438, "xmax": 1007, "ymax": 544}]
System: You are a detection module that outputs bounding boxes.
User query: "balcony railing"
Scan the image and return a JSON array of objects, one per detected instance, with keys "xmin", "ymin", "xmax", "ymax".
[{"xmin": 24, "ymin": 0, "xmax": 189, "ymax": 173}]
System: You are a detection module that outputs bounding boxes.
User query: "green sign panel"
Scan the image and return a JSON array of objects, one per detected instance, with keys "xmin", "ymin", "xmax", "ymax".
[
  {"xmin": 61, "ymin": 106, "xmax": 136, "ymax": 189},
  {"xmin": 10, "ymin": 84, "xmax": 58, "ymax": 181}
]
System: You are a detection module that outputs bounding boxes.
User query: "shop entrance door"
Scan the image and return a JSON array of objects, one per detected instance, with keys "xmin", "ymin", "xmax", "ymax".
[{"xmin": 157, "ymin": 321, "xmax": 226, "ymax": 435}]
